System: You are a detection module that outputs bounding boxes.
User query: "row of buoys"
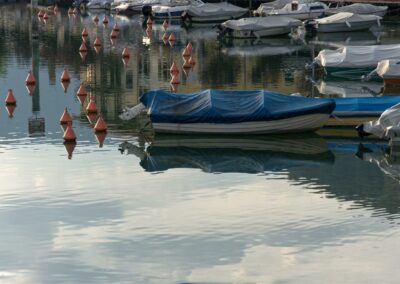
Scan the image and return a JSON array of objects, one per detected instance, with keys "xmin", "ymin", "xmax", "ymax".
[{"xmin": 67, "ymin": 7, "xmax": 79, "ymax": 15}]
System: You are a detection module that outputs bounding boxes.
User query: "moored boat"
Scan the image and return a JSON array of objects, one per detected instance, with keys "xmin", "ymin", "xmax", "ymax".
[
  {"xmin": 119, "ymin": 89, "xmax": 335, "ymax": 134},
  {"xmin": 364, "ymin": 59, "xmax": 400, "ymax": 85},
  {"xmin": 182, "ymin": 2, "xmax": 248, "ymax": 23},
  {"xmin": 326, "ymin": 3, "xmax": 388, "ymax": 17},
  {"xmin": 262, "ymin": 1, "xmax": 328, "ymax": 20}
]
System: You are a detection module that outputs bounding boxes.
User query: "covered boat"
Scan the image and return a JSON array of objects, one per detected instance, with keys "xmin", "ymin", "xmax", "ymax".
[
  {"xmin": 308, "ymin": 44, "xmax": 400, "ymax": 77},
  {"xmin": 263, "ymin": 1, "xmax": 328, "ymax": 20},
  {"xmin": 327, "ymin": 3, "xmax": 388, "ymax": 17},
  {"xmin": 147, "ymin": 0, "xmax": 202, "ymax": 19},
  {"xmin": 363, "ymin": 59, "xmax": 400, "ymax": 85},
  {"xmin": 119, "ymin": 89, "xmax": 335, "ymax": 134},
  {"xmin": 307, "ymin": 12, "xmax": 382, "ymax": 33},
  {"xmin": 218, "ymin": 16, "xmax": 302, "ymax": 38},
  {"xmin": 182, "ymin": 2, "xmax": 248, "ymax": 23}
]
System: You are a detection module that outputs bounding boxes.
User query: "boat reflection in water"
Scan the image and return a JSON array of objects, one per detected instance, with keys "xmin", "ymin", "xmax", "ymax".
[
  {"xmin": 314, "ymin": 80, "xmax": 383, "ymax": 98},
  {"xmin": 119, "ymin": 133, "xmax": 334, "ymax": 173},
  {"xmin": 308, "ymin": 30, "xmax": 382, "ymax": 48}
]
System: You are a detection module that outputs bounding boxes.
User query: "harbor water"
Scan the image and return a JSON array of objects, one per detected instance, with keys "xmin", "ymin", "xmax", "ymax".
[{"xmin": 1, "ymin": 4, "xmax": 400, "ymax": 283}]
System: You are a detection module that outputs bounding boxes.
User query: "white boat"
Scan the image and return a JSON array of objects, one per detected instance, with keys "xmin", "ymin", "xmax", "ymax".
[
  {"xmin": 119, "ymin": 89, "xmax": 336, "ymax": 134},
  {"xmin": 218, "ymin": 16, "xmax": 302, "ymax": 39},
  {"xmin": 263, "ymin": 1, "xmax": 329, "ymax": 20},
  {"xmin": 327, "ymin": 3, "xmax": 388, "ymax": 17},
  {"xmin": 86, "ymin": 0, "xmax": 113, "ymax": 9},
  {"xmin": 254, "ymin": 0, "xmax": 312, "ymax": 16},
  {"xmin": 308, "ymin": 44, "xmax": 400, "ymax": 76},
  {"xmin": 182, "ymin": 2, "xmax": 248, "ymax": 23},
  {"xmin": 148, "ymin": 0, "xmax": 202, "ymax": 19},
  {"xmin": 307, "ymin": 12, "xmax": 382, "ymax": 33},
  {"xmin": 375, "ymin": 59, "xmax": 400, "ymax": 85}
]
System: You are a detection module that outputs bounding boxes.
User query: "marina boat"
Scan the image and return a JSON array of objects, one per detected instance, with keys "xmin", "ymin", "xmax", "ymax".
[
  {"xmin": 146, "ymin": 0, "xmax": 203, "ymax": 19},
  {"xmin": 181, "ymin": 2, "xmax": 248, "ymax": 23},
  {"xmin": 363, "ymin": 59, "xmax": 400, "ymax": 85},
  {"xmin": 119, "ymin": 133, "xmax": 334, "ymax": 173},
  {"xmin": 306, "ymin": 12, "xmax": 382, "ymax": 33},
  {"xmin": 217, "ymin": 16, "xmax": 302, "ymax": 39},
  {"xmin": 262, "ymin": 1, "xmax": 329, "ymax": 20},
  {"xmin": 119, "ymin": 89, "xmax": 335, "ymax": 134},
  {"xmin": 254, "ymin": 0, "xmax": 310, "ymax": 16},
  {"xmin": 326, "ymin": 3, "xmax": 388, "ymax": 17},
  {"xmin": 308, "ymin": 44, "xmax": 400, "ymax": 77},
  {"xmin": 86, "ymin": 0, "xmax": 113, "ymax": 9},
  {"xmin": 324, "ymin": 96, "xmax": 400, "ymax": 127}
]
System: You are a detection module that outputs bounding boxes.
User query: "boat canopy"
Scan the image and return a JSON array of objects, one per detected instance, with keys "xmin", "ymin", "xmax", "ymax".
[
  {"xmin": 140, "ymin": 89, "xmax": 335, "ymax": 123},
  {"xmin": 327, "ymin": 3, "xmax": 388, "ymax": 15},
  {"xmin": 222, "ymin": 16, "xmax": 301, "ymax": 31},
  {"xmin": 314, "ymin": 12, "xmax": 381, "ymax": 25},
  {"xmin": 315, "ymin": 44, "xmax": 400, "ymax": 68},
  {"xmin": 187, "ymin": 2, "xmax": 247, "ymax": 17}
]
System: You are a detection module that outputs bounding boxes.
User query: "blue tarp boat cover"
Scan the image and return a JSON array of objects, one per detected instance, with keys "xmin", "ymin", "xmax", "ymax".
[
  {"xmin": 140, "ymin": 89, "xmax": 336, "ymax": 124},
  {"xmin": 331, "ymin": 96, "xmax": 400, "ymax": 116}
]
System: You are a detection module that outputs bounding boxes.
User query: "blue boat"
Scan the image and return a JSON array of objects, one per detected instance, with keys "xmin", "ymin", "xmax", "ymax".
[{"xmin": 129, "ymin": 89, "xmax": 336, "ymax": 134}]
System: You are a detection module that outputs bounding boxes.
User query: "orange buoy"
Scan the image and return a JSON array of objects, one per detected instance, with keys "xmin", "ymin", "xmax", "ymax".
[
  {"xmin": 94, "ymin": 131, "xmax": 107, "ymax": 148},
  {"xmin": 76, "ymin": 83, "xmax": 87, "ymax": 96},
  {"xmin": 182, "ymin": 46, "xmax": 191, "ymax": 58},
  {"xmin": 26, "ymin": 84, "xmax": 35, "ymax": 96},
  {"xmin": 162, "ymin": 32, "xmax": 169, "ymax": 41},
  {"xmin": 76, "ymin": 93, "xmax": 87, "ymax": 105},
  {"xmin": 168, "ymin": 32, "xmax": 175, "ymax": 42},
  {"xmin": 170, "ymin": 82, "xmax": 178, "ymax": 93},
  {"xmin": 38, "ymin": 10, "xmax": 44, "ymax": 17},
  {"xmin": 26, "ymin": 70, "xmax": 36, "ymax": 86},
  {"xmin": 112, "ymin": 22, "xmax": 120, "ymax": 32},
  {"xmin": 189, "ymin": 56, "xmax": 195, "ymax": 66},
  {"xmin": 61, "ymin": 81, "xmax": 70, "ymax": 93},
  {"xmin": 63, "ymin": 140, "xmax": 76, "ymax": 160},
  {"xmin": 162, "ymin": 19, "xmax": 168, "ymax": 30},
  {"xmin": 61, "ymin": 67, "xmax": 71, "ymax": 82},
  {"xmin": 110, "ymin": 29, "xmax": 118, "ymax": 39},
  {"xmin": 5, "ymin": 89, "xmax": 16, "ymax": 105},
  {"xmin": 186, "ymin": 41, "xmax": 193, "ymax": 53},
  {"xmin": 146, "ymin": 16, "xmax": 152, "ymax": 25},
  {"xmin": 122, "ymin": 47, "xmax": 130, "ymax": 58},
  {"xmin": 170, "ymin": 74, "xmax": 180, "ymax": 85},
  {"xmin": 94, "ymin": 36, "xmax": 101, "ymax": 47},
  {"xmin": 68, "ymin": 8, "xmax": 73, "ymax": 14},
  {"xmin": 5, "ymin": 104, "xmax": 16, "ymax": 118},
  {"xmin": 94, "ymin": 45, "xmax": 101, "ymax": 54},
  {"xmin": 81, "ymin": 27, "xmax": 88, "ymax": 37},
  {"xmin": 102, "ymin": 15, "xmax": 108, "ymax": 24},
  {"xmin": 94, "ymin": 114, "xmax": 107, "ymax": 132},
  {"xmin": 43, "ymin": 12, "xmax": 49, "ymax": 20},
  {"xmin": 79, "ymin": 51, "xmax": 87, "ymax": 61},
  {"xmin": 170, "ymin": 62, "xmax": 179, "ymax": 76},
  {"xmin": 73, "ymin": 7, "xmax": 78, "ymax": 14},
  {"xmin": 182, "ymin": 58, "xmax": 191, "ymax": 69},
  {"xmin": 60, "ymin": 107, "xmax": 72, "ymax": 125},
  {"xmin": 63, "ymin": 122, "xmax": 76, "ymax": 142},
  {"xmin": 86, "ymin": 95, "xmax": 98, "ymax": 114},
  {"xmin": 79, "ymin": 41, "xmax": 87, "ymax": 52}
]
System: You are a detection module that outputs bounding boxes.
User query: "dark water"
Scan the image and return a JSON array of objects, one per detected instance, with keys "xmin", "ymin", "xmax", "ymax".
[{"xmin": 1, "ymin": 4, "xmax": 400, "ymax": 283}]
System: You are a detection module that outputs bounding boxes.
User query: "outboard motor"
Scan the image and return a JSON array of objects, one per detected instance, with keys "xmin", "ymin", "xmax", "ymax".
[
  {"xmin": 142, "ymin": 5, "xmax": 152, "ymax": 18},
  {"xmin": 356, "ymin": 124, "xmax": 372, "ymax": 138},
  {"xmin": 304, "ymin": 20, "xmax": 317, "ymax": 36}
]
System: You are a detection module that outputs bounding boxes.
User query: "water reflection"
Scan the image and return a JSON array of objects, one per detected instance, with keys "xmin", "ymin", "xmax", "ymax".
[
  {"xmin": 308, "ymin": 30, "xmax": 382, "ymax": 47},
  {"xmin": 313, "ymin": 80, "xmax": 383, "ymax": 98}
]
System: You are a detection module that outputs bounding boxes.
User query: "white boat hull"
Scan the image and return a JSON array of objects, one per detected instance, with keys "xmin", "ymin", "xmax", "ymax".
[
  {"xmin": 189, "ymin": 12, "xmax": 246, "ymax": 23},
  {"xmin": 267, "ymin": 11, "xmax": 324, "ymax": 20},
  {"xmin": 316, "ymin": 20, "xmax": 378, "ymax": 33},
  {"xmin": 152, "ymin": 113, "xmax": 330, "ymax": 134}
]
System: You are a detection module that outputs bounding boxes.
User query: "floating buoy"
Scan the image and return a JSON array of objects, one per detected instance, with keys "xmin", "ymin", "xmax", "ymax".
[
  {"xmin": 146, "ymin": 16, "xmax": 152, "ymax": 25},
  {"xmin": 86, "ymin": 95, "xmax": 98, "ymax": 114},
  {"xmin": 110, "ymin": 29, "xmax": 118, "ymax": 39},
  {"xmin": 112, "ymin": 22, "xmax": 120, "ymax": 32},
  {"xmin": 68, "ymin": 8, "xmax": 73, "ymax": 15},
  {"xmin": 162, "ymin": 19, "xmax": 168, "ymax": 30},
  {"xmin": 189, "ymin": 56, "xmax": 195, "ymax": 66},
  {"xmin": 182, "ymin": 46, "xmax": 191, "ymax": 58},
  {"xmin": 94, "ymin": 114, "xmax": 107, "ymax": 132},
  {"xmin": 63, "ymin": 140, "xmax": 76, "ymax": 160},
  {"xmin": 186, "ymin": 41, "xmax": 193, "ymax": 53},
  {"xmin": 94, "ymin": 36, "xmax": 101, "ymax": 47},
  {"xmin": 79, "ymin": 41, "xmax": 87, "ymax": 52},
  {"xmin": 61, "ymin": 81, "xmax": 70, "ymax": 93},
  {"xmin": 73, "ymin": 7, "xmax": 78, "ymax": 14},
  {"xmin": 5, "ymin": 104, "xmax": 16, "ymax": 118},
  {"xmin": 26, "ymin": 70, "xmax": 36, "ymax": 86},
  {"xmin": 94, "ymin": 131, "xmax": 106, "ymax": 148},
  {"xmin": 170, "ymin": 74, "xmax": 180, "ymax": 85},
  {"xmin": 60, "ymin": 107, "xmax": 72, "ymax": 125},
  {"xmin": 163, "ymin": 38, "xmax": 168, "ymax": 46},
  {"xmin": 76, "ymin": 83, "xmax": 87, "ymax": 96},
  {"xmin": 93, "ymin": 15, "xmax": 99, "ymax": 23},
  {"xmin": 81, "ymin": 27, "xmax": 88, "ymax": 37},
  {"xmin": 61, "ymin": 66, "xmax": 70, "ymax": 82},
  {"xmin": 122, "ymin": 47, "xmax": 130, "ymax": 58},
  {"xmin": 170, "ymin": 62, "xmax": 179, "ymax": 76},
  {"xmin": 26, "ymin": 84, "xmax": 35, "ymax": 96},
  {"xmin": 94, "ymin": 45, "xmax": 101, "ymax": 54},
  {"xmin": 79, "ymin": 51, "xmax": 87, "ymax": 61},
  {"xmin": 183, "ymin": 58, "xmax": 191, "ymax": 69},
  {"xmin": 63, "ymin": 122, "xmax": 76, "ymax": 142},
  {"xmin": 162, "ymin": 32, "xmax": 169, "ymax": 41},
  {"xmin": 102, "ymin": 15, "xmax": 108, "ymax": 24},
  {"xmin": 122, "ymin": 57, "xmax": 130, "ymax": 66},
  {"xmin": 168, "ymin": 33, "xmax": 175, "ymax": 42},
  {"xmin": 43, "ymin": 12, "xmax": 49, "ymax": 20},
  {"xmin": 38, "ymin": 10, "xmax": 44, "ymax": 17},
  {"xmin": 5, "ymin": 89, "xmax": 16, "ymax": 105}
]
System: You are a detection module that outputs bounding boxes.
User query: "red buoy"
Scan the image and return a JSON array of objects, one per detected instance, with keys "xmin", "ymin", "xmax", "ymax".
[
  {"xmin": 63, "ymin": 140, "xmax": 76, "ymax": 160},
  {"xmin": 162, "ymin": 19, "xmax": 168, "ymax": 30},
  {"xmin": 170, "ymin": 62, "xmax": 179, "ymax": 76},
  {"xmin": 168, "ymin": 33, "xmax": 175, "ymax": 42},
  {"xmin": 94, "ymin": 36, "xmax": 101, "ymax": 47},
  {"xmin": 76, "ymin": 83, "xmax": 87, "ymax": 96},
  {"xmin": 94, "ymin": 45, "xmax": 101, "ymax": 54},
  {"xmin": 68, "ymin": 8, "xmax": 73, "ymax": 15},
  {"xmin": 112, "ymin": 23, "xmax": 120, "ymax": 32},
  {"xmin": 86, "ymin": 95, "xmax": 98, "ymax": 114},
  {"xmin": 146, "ymin": 16, "xmax": 152, "ymax": 25},
  {"xmin": 110, "ymin": 29, "xmax": 118, "ymax": 39},
  {"xmin": 63, "ymin": 122, "xmax": 76, "ymax": 142},
  {"xmin": 94, "ymin": 114, "xmax": 107, "ymax": 132},
  {"xmin": 122, "ymin": 47, "xmax": 130, "ymax": 58},
  {"xmin": 183, "ymin": 58, "xmax": 191, "ymax": 69},
  {"xmin": 81, "ymin": 27, "xmax": 89, "ymax": 37},
  {"xmin": 102, "ymin": 15, "xmax": 108, "ymax": 25},
  {"xmin": 182, "ymin": 46, "xmax": 191, "ymax": 58},
  {"xmin": 5, "ymin": 89, "xmax": 16, "ymax": 105},
  {"xmin": 26, "ymin": 84, "xmax": 35, "ymax": 96},
  {"xmin": 60, "ymin": 107, "xmax": 72, "ymax": 125},
  {"xmin": 186, "ymin": 41, "xmax": 193, "ymax": 53},
  {"xmin": 95, "ymin": 131, "xmax": 107, "ymax": 148},
  {"xmin": 61, "ymin": 67, "xmax": 71, "ymax": 82},
  {"xmin": 79, "ymin": 51, "xmax": 87, "ymax": 61},
  {"xmin": 5, "ymin": 104, "xmax": 16, "ymax": 118},
  {"xmin": 38, "ymin": 10, "xmax": 44, "ymax": 17},
  {"xmin": 162, "ymin": 32, "xmax": 169, "ymax": 40},
  {"xmin": 43, "ymin": 12, "xmax": 49, "ymax": 20},
  {"xmin": 170, "ymin": 74, "xmax": 180, "ymax": 85},
  {"xmin": 79, "ymin": 41, "xmax": 87, "ymax": 52},
  {"xmin": 26, "ymin": 70, "xmax": 36, "ymax": 85},
  {"xmin": 93, "ymin": 15, "xmax": 99, "ymax": 23},
  {"xmin": 122, "ymin": 57, "xmax": 130, "ymax": 66}
]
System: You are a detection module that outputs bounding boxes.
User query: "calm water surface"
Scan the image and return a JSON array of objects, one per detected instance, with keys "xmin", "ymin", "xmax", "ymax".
[{"xmin": 1, "ymin": 4, "xmax": 400, "ymax": 283}]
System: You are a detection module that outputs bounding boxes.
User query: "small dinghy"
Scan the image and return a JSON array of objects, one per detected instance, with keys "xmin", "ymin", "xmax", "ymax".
[
  {"xmin": 217, "ymin": 16, "xmax": 302, "ymax": 38},
  {"xmin": 182, "ymin": 2, "xmax": 248, "ymax": 23},
  {"xmin": 306, "ymin": 12, "xmax": 381, "ymax": 33},
  {"xmin": 327, "ymin": 3, "xmax": 388, "ymax": 17},
  {"xmin": 307, "ymin": 44, "xmax": 400, "ymax": 77},
  {"xmin": 119, "ymin": 89, "xmax": 335, "ymax": 134}
]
